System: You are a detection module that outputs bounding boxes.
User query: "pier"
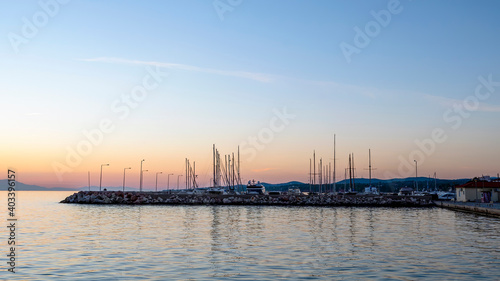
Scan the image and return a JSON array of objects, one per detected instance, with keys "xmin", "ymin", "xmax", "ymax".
[
  {"xmin": 436, "ymin": 201, "xmax": 500, "ymax": 218},
  {"xmin": 60, "ymin": 191, "xmax": 434, "ymax": 207}
]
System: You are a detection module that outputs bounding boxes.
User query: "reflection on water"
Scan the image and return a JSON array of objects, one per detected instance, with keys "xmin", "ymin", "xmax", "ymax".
[{"xmin": 1, "ymin": 191, "xmax": 499, "ymax": 280}]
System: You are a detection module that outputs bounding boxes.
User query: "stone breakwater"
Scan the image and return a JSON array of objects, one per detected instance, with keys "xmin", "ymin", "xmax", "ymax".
[{"xmin": 60, "ymin": 191, "xmax": 434, "ymax": 207}]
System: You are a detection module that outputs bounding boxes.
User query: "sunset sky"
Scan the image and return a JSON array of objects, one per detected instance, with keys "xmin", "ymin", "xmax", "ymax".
[{"xmin": 1, "ymin": 0, "xmax": 500, "ymax": 189}]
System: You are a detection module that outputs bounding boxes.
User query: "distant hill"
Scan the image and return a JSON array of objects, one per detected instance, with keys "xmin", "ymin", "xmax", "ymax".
[
  {"xmin": 260, "ymin": 177, "xmax": 472, "ymax": 193},
  {"xmin": 0, "ymin": 177, "xmax": 483, "ymax": 192},
  {"xmin": 0, "ymin": 179, "xmax": 145, "ymax": 191},
  {"xmin": 336, "ymin": 177, "xmax": 470, "ymax": 185},
  {"xmin": 0, "ymin": 180, "xmax": 79, "ymax": 191},
  {"xmin": 77, "ymin": 186, "xmax": 141, "ymax": 192}
]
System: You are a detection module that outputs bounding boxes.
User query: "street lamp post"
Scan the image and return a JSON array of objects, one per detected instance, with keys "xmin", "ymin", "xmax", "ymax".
[
  {"xmin": 142, "ymin": 170, "xmax": 148, "ymax": 191},
  {"xmin": 177, "ymin": 175, "xmax": 183, "ymax": 190},
  {"xmin": 156, "ymin": 172, "xmax": 163, "ymax": 192},
  {"xmin": 475, "ymin": 178, "xmax": 478, "ymax": 203},
  {"xmin": 414, "ymin": 160, "xmax": 418, "ymax": 192},
  {"xmin": 140, "ymin": 159, "xmax": 145, "ymax": 192},
  {"xmin": 167, "ymin": 173, "xmax": 174, "ymax": 190},
  {"xmin": 99, "ymin": 164, "xmax": 109, "ymax": 191},
  {"xmin": 123, "ymin": 167, "xmax": 131, "ymax": 192}
]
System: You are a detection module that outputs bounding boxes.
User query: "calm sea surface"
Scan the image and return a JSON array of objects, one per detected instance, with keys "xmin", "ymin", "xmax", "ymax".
[{"xmin": 1, "ymin": 191, "xmax": 499, "ymax": 280}]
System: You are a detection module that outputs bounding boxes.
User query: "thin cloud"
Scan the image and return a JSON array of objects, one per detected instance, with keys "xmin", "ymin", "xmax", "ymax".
[
  {"xmin": 79, "ymin": 57, "xmax": 394, "ymax": 98},
  {"xmin": 424, "ymin": 94, "xmax": 459, "ymax": 107},
  {"xmin": 301, "ymin": 79, "xmax": 379, "ymax": 98},
  {"xmin": 425, "ymin": 94, "xmax": 500, "ymax": 112},
  {"xmin": 79, "ymin": 57, "xmax": 275, "ymax": 83},
  {"xmin": 477, "ymin": 104, "xmax": 500, "ymax": 112}
]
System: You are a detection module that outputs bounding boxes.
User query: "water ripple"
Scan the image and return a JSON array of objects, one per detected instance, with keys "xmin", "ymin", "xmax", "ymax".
[{"xmin": 1, "ymin": 192, "xmax": 499, "ymax": 280}]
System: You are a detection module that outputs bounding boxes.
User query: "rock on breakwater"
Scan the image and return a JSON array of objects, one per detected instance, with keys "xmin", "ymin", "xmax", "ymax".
[{"xmin": 60, "ymin": 191, "xmax": 434, "ymax": 207}]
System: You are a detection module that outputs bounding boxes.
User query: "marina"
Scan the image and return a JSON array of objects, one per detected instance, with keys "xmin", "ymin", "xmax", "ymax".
[{"xmin": 61, "ymin": 143, "xmax": 500, "ymax": 218}]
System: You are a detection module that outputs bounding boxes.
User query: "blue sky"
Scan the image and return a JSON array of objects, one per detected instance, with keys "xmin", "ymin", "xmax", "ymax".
[{"xmin": 1, "ymin": 0, "xmax": 500, "ymax": 187}]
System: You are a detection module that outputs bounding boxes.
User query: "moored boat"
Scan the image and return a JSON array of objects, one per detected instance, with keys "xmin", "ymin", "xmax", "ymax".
[{"xmin": 246, "ymin": 180, "xmax": 266, "ymax": 195}]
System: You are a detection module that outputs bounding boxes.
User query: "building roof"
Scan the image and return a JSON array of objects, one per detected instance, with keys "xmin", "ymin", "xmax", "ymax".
[{"xmin": 456, "ymin": 180, "xmax": 500, "ymax": 189}]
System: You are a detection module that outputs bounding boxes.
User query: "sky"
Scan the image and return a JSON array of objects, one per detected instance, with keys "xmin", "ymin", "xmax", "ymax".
[{"xmin": 1, "ymin": 0, "xmax": 500, "ymax": 189}]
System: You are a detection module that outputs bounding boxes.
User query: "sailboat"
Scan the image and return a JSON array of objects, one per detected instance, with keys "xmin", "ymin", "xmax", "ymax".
[
  {"xmin": 344, "ymin": 153, "xmax": 358, "ymax": 195},
  {"xmin": 208, "ymin": 144, "xmax": 226, "ymax": 195},
  {"xmin": 364, "ymin": 149, "xmax": 380, "ymax": 195}
]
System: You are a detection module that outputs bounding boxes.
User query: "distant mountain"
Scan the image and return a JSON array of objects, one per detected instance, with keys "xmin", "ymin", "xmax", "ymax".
[
  {"xmin": 77, "ymin": 186, "xmax": 140, "ymax": 192},
  {"xmin": 0, "ymin": 179, "xmax": 193, "ymax": 192},
  {"xmin": 260, "ymin": 181, "xmax": 304, "ymax": 187},
  {"xmin": 336, "ymin": 177, "xmax": 470, "ymax": 185},
  {"xmin": 0, "ymin": 180, "xmax": 79, "ymax": 191},
  {"xmin": 0, "ymin": 179, "xmax": 146, "ymax": 191},
  {"xmin": 260, "ymin": 177, "xmax": 472, "ymax": 193},
  {"xmin": 0, "ymin": 177, "xmax": 483, "ymax": 192}
]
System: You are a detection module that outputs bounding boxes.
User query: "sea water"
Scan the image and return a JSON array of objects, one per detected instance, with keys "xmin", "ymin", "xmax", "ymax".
[{"xmin": 1, "ymin": 191, "xmax": 499, "ymax": 280}]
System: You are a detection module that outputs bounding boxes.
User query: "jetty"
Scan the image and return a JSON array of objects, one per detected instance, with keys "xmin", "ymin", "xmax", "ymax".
[
  {"xmin": 60, "ymin": 191, "xmax": 434, "ymax": 207},
  {"xmin": 436, "ymin": 201, "xmax": 500, "ymax": 218}
]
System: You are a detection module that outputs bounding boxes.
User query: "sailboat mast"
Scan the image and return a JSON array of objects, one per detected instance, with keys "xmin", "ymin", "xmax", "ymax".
[
  {"xmin": 213, "ymin": 145, "xmax": 216, "ymax": 188},
  {"xmin": 218, "ymin": 150, "xmax": 221, "ymax": 187},
  {"xmin": 329, "ymin": 162, "xmax": 331, "ymax": 193},
  {"xmin": 352, "ymin": 153, "xmax": 355, "ymax": 192},
  {"xmin": 238, "ymin": 146, "xmax": 241, "ymax": 191},
  {"xmin": 369, "ymin": 149, "xmax": 372, "ymax": 186},
  {"xmin": 434, "ymin": 172, "xmax": 437, "ymax": 191},
  {"xmin": 309, "ymin": 158, "xmax": 312, "ymax": 192},
  {"xmin": 325, "ymin": 162, "xmax": 327, "ymax": 192},
  {"xmin": 313, "ymin": 150, "xmax": 316, "ymax": 187},
  {"xmin": 225, "ymin": 155, "xmax": 228, "ymax": 188},
  {"xmin": 333, "ymin": 134, "xmax": 336, "ymax": 193},
  {"xmin": 232, "ymin": 153, "xmax": 235, "ymax": 190},
  {"xmin": 319, "ymin": 158, "xmax": 322, "ymax": 193},
  {"xmin": 349, "ymin": 154, "xmax": 352, "ymax": 192},
  {"xmin": 344, "ymin": 168, "xmax": 347, "ymax": 191}
]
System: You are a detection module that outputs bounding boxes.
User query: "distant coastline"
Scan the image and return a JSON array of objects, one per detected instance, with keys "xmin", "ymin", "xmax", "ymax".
[
  {"xmin": 0, "ymin": 180, "xmax": 79, "ymax": 191},
  {"xmin": 1, "ymin": 177, "xmax": 471, "ymax": 192}
]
